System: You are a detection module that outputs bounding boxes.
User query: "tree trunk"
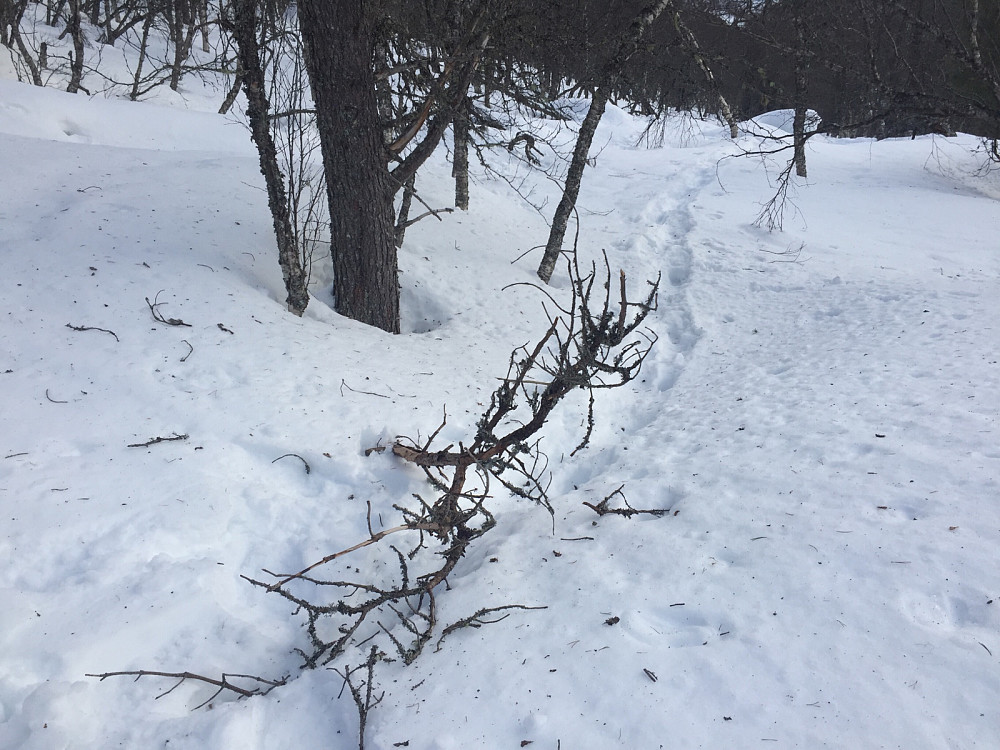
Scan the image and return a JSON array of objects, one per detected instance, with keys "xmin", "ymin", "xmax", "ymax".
[
  {"xmin": 537, "ymin": 87, "xmax": 608, "ymax": 284},
  {"xmin": 232, "ymin": 0, "xmax": 309, "ymax": 316},
  {"xmin": 65, "ymin": 0, "xmax": 86, "ymax": 93},
  {"xmin": 537, "ymin": 0, "xmax": 672, "ymax": 283},
  {"xmin": 47, "ymin": 0, "xmax": 67, "ymax": 27},
  {"xmin": 102, "ymin": 0, "xmax": 115, "ymax": 45},
  {"xmin": 129, "ymin": 9, "xmax": 154, "ymax": 100},
  {"xmin": 198, "ymin": 0, "xmax": 210, "ymax": 53},
  {"xmin": 1, "ymin": 1, "xmax": 12, "ymax": 47},
  {"xmin": 298, "ymin": 0, "xmax": 399, "ymax": 333},
  {"xmin": 793, "ymin": 11, "xmax": 808, "ymax": 178},
  {"xmin": 452, "ymin": 97, "xmax": 470, "ymax": 210},
  {"xmin": 218, "ymin": 59, "xmax": 243, "ymax": 115},
  {"xmin": 169, "ymin": 11, "xmax": 197, "ymax": 91},
  {"xmin": 793, "ymin": 104, "xmax": 808, "ymax": 178},
  {"xmin": 395, "ymin": 175, "xmax": 415, "ymax": 248}
]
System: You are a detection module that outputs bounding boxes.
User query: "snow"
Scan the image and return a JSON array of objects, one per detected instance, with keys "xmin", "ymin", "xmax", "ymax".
[{"xmin": 1, "ymin": 74, "xmax": 998, "ymax": 750}]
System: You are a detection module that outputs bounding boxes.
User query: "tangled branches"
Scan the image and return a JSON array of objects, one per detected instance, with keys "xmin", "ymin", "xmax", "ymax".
[{"xmin": 243, "ymin": 256, "xmax": 659, "ymax": 674}]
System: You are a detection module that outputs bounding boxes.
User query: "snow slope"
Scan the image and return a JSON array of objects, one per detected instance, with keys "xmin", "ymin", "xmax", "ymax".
[{"xmin": 0, "ymin": 79, "xmax": 998, "ymax": 750}]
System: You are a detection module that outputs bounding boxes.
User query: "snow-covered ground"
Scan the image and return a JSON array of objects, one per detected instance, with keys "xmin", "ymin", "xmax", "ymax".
[{"xmin": 1, "ymin": 72, "xmax": 998, "ymax": 750}]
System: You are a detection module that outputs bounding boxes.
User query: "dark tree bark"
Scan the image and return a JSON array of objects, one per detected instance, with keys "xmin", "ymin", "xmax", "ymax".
[
  {"xmin": 793, "ymin": 8, "xmax": 808, "ymax": 178},
  {"xmin": 128, "ymin": 9, "xmax": 155, "ymax": 100},
  {"xmin": 231, "ymin": 0, "xmax": 309, "ymax": 316},
  {"xmin": 65, "ymin": 0, "xmax": 86, "ymax": 93},
  {"xmin": 394, "ymin": 175, "xmax": 415, "ymax": 248},
  {"xmin": 1, "ymin": 1, "xmax": 13, "ymax": 47},
  {"xmin": 452, "ymin": 97, "xmax": 471, "ymax": 210},
  {"xmin": 298, "ymin": 0, "xmax": 400, "ymax": 333},
  {"xmin": 537, "ymin": 87, "xmax": 608, "ymax": 284},
  {"xmin": 168, "ymin": 0, "xmax": 197, "ymax": 91}
]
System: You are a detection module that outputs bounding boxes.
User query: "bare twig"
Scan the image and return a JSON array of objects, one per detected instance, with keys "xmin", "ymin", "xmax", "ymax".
[
  {"xmin": 272, "ymin": 453, "xmax": 311, "ymax": 474},
  {"xmin": 65, "ymin": 323, "xmax": 120, "ymax": 342},
  {"xmin": 341, "ymin": 379, "xmax": 390, "ymax": 399},
  {"xmin": 127, "ymin": 433, "xmax": 189, "ymax": 448},
  {"xmin": 145, "ymin": 291, "xmax": 192, "ymax": 327},
  {"xmin": 435, "ymin": 605, "xmax": 547, "ymax": 651},
  {"xmin": 582, "ymin": 485, "xmax": 670, "ymax": 518},
  {"xmin": 86, "ymin": 670, "xmax": 286, "ymax": 708},
  {"xmin": 331, "ymin": 646, "xmax": 385, "ymax": 750}
]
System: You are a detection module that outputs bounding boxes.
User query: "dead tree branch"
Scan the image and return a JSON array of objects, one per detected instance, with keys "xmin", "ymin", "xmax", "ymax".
[
  {"xmin": 272, "ymin": 453, "xmax": 311, "ymax": 474},
  {"xmin": 245, "ymin": 257, "xmax": 659, "ymax": 677},
  {"xmin": 145, "ymin": 291, "xmax": 192, "ymax": 327},
  {"xmin": 582, "ymin": 484, "xmax": 671, "ymax": 518},
  {"xmin": 65, "ymin": 323, "xmax": 120, "ymax": 342},
  {"xmin": 435, "ymin": 605, "xmax": 548, "ymax": 652},
  {"xmin": 127, "ymin": 433, "xmax": 189, "ymax": 448},
  {"xmin": 332, "ymin": 646, "xmax": 385, "ymax": 750},
  {"xmin": 86, "ymin": 670, "xmax": 287, "ymax": 709}
]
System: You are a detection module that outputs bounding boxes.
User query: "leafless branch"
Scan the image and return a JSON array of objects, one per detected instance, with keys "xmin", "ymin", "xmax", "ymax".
[
  {"xmin": 582, "ymin": 484, "xmax": 671, "ymax": 518},
  {"xmin": 145, "ymin": 291, "xmax": 192, "ymax": 327},
  {"xmin": 85, "ymin": 670, "xmax": 287, "ymax": 708},
  {"xmin": 65, "ymin": 323, "xmax": 120, "ymax": 342},
  {"xmin": 127, "ymin": 433, "xmax": 189, "ymax": 448},
  {"xmin": 272, "ymin": 453, "xmax": 311, "ymax": 474}
]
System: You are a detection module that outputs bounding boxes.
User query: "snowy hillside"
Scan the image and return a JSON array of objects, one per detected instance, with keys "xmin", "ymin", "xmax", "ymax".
[{"xmin": 0, "ymin": 77, "xmax": 998, "ymax": 750}]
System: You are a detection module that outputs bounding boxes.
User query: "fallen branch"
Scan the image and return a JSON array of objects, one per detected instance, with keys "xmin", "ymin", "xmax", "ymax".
[
  {"xmin": 145, "ymin": 291, "xmax": 192, "ymax": 327},
  {"xmin": 435, "ymin": 605, "xmax": 548, "ymax": 651},
  {"xmin": 251, "ymin": 519, "xmax": 444, "ymax": 592},
  {"xmin": 127, "ymin": 433, "xmax": 189, "ymax": 448},
  {"xmin": 85, "ymin": 670, "xmax": 286, "ymax": 709},
  {"xmin": 341, "ymin": 379, "xmax": 390, "ymax": 399},
  {"xmin": 582, "ymin": 485, "xmax": 670, "ymax": 518},
  {"xmin": 45, "ymin": 389, "xmax": 68, "ymax": 404},
  {"xmin": 65, "ymin": 323, "xmax": 120, "ymax": 342},
  {"xmin": 332, "ymin": 647, "xmax": 384, "ymax": 750},
  {"xmin": 272, "ymin": 453, "xmax": 311, "ymax": 475}
]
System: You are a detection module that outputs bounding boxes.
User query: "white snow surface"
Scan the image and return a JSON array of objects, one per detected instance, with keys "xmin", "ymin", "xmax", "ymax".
[{"xmin": 1, "ymin": 78, "xmax": 998, "ymax": 750}]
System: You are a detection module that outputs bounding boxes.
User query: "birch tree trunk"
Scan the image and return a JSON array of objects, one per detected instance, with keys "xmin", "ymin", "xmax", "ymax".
[
  {"xmin": 536, "ymin": 87, "xmax": 608, "ymax": 284},
  {"xmin": 537, "ymin": 0, "xmax": 672, "ymax": 283}
]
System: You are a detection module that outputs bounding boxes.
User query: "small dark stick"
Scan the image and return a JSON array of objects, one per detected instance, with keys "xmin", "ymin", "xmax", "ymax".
[
  {"xmin": 66, "ymin": 323, "xmax": 120, "ymax": 342},
  {"xmin": 272, "ymin": 453, "xmax": 311, "ymax": 474},
  {"xmin": 145, "ymin": 291, "xmax": 191, "ymax": 327},
  {"xmin": 127, "ymin": 433, "xmax": 189, "ymax": 448}
]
